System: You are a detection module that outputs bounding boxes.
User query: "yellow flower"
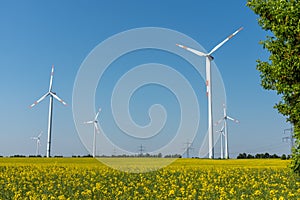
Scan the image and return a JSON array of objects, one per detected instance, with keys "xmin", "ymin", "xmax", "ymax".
[
  {"xmin": 229, "ymin": 188, "xmax": 236, "ymax": 195},
  {"xmin": 254, "ymin": 190, "xmax": 262, "ymax": 196},
  {"xmin": 168, "ymin": 189, "xmax": 175, "ymax": 196}
]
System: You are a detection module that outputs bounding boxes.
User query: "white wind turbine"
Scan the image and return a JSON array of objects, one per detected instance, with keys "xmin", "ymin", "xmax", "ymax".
[
  {"xmin": 30, "ymin": 65, "xmax": 67, "ymax": 158},
  {"xmin": 216, "ymin": 104, "xmax": 239, "ymax": 159},
  {"xmin": 31, "ymin": 131, "xmax": 42, "ymax": 156},
  {"xmin": 176, "ymin": 27, "xmax": 243, "ymax": 159},
  {"xmin": 84, "ymin": 108, "xmax": 101, "ymax": 158},
  {"xmin": 216, "ymin": 125, "xmax": 225, "ymax": 159}
]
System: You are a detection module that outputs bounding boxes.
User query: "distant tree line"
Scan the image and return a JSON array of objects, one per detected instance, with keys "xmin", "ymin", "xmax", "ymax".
[
  {"xmin": 2, "ymin": 153, "xmax": 182, "ymax": 158},
  {"xmin": 109, "ymin": 153, "xmax": 163, "ymax": 158},
  {"xmin": 237, "ymin": 153, "xmax": 291, "ymax": 160},
  {"xmin": 1, "ymin": 153, "xmax": 290, "ymax": 160}
]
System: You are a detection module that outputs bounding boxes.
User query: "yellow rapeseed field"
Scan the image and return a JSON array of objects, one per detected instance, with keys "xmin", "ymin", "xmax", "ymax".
[{"xmin": 0, "ymin": 158, "xmax": 299, "ymax": 199}]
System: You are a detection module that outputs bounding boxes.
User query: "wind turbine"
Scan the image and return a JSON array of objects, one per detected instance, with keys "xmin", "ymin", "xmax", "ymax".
[
  {"xmin": 30, "ymin": 65, "xmax": 67, "ymax": 158},
  {"xmin": 216, "ymin": 104, "xmax": 239, "ymax": 159},
  {"xmin": 84, "ymin": 108, "xmax": 101, "ymax": 158},
  {"xmin": 176, "ymin": 27, "xmax": 243, "ymax": 159},
  {"xmin": 216, "ymin": 125, "xmax": 225, "ymax": 159},
  {"xmin": 31, "ymin": 131, "xmax": 42, "ymax": 156}
]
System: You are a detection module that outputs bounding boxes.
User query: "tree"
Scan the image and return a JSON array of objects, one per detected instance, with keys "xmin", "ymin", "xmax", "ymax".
[
  {"xmin": 255, "ymin": 153, "xmax": 264, "ymax": 159},
  {"xmin": 281, "ymin": 154, "xmax": 287, "ymax": 160},
  {"xmin": 237, "ymin": 153, "xmax": 247, "ymax": 159},
  {"xmin": 264, "ymin": 152, "xmax": 270, "ymax": 159},
  {"xmin": 247, "ymin": 0, "xmax": 300, "ymax": 175},
  {"xmin": 247, "ymin": 154, "xmax": 255, "ymax": 159}
]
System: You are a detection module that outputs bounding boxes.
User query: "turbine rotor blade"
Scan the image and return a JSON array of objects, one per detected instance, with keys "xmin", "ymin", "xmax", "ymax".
[
  {"xmin": 223, "ymin": 104, "xmax": 227, "ymax": 116},
  {"xmin": 49, "ymin": 65, "xmax": 54, "ymax": 92},
  {"xmin": 29, "ymin": 93, "xmax": 49, "ymax": 108},
  {"xmin": 215, "ymin": 118, "xmax": 224, "ymax": 126},
  {"xmin": 176, "ymin": 44, "xmax": 207, "ymax": 57},
  {"xmin": 220, "ymin": 125, "xmax": 225, "ymax": 133},
  {"xmin": 227, "ymin": 116, "xmax": 239, "ymax": 123},
  {"xmin": 95, "ymin": 108, "xmax": 101, "ymax": 120},
  {"xmin": 37, "ymin": 131, "xmax": 42, "ymax": 138},
  {"xmin": 208, "ymin": 27, "xmax": 243, "ymax": 55},
  {"xmin": 51, "ymin": 92, "xmax": 67, "ymax": 106},
  {"xmin": 94, "ymin": 122, "xmax": 100, "ymax": 134},
  {"xmin": 221, "ymin": 131, "xmax": 225, "ymax": 136},
  {"xmin": 84, "ymin": 121, "xmax": 94, "ymax": 124}
]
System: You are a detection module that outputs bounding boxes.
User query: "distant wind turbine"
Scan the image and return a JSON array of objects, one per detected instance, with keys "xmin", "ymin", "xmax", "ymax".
[
  {"xmin": 84, "ymin": 108, "xmax": 101, "ymax": 158},
  {"xmin": 31, "ymin": 131, "xmax": 42, "ymax": 156},
  {"xmin": 216, "ymin": 125, "xmax": 225, "ymax": 159},
  {"xmin": 29, "ymin": 65, "xmax": 67, "ymax": 158},
  {"xmin": 176, "ymin": 27, "xmax": 243, "ymax": 159},
  {"xmin": 216, "ymin": 104, "xmax": 239, "ymax": 159}
]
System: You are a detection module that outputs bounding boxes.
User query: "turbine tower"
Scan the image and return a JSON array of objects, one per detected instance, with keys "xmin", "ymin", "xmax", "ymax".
[
  {"xmin": 84, "ymin": 108, "xmax": 101, "ymax": 158},
  {"xmin": 216, "ymin": 104, "xmax": 239, "ymax": 159},
  {"xmin": 31, "ymin": 131, "xmax": 42, "ymax": 156},
  {"xmin": 176, "ymin": 27, "xmax": 243, "ymax": 159},
  {"xmin": 30, "ymin": 65, "xmax": 67, "ymax": 157}
]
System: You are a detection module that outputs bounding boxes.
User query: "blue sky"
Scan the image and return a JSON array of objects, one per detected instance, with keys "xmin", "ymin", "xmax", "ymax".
[{"xmin": 0, "ymin": 1, "xmax": 291, "ymax": 157}]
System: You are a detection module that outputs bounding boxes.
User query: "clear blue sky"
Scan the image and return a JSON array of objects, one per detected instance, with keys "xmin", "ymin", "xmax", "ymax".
[{"xmin": 0, "ymin": 1, "xmax": 291, "ymax": 157}]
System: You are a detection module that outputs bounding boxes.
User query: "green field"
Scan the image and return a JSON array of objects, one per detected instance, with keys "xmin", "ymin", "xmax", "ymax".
[{"xmin": 0, "ymin": 158, "xmax": 299, "ymax": 199}]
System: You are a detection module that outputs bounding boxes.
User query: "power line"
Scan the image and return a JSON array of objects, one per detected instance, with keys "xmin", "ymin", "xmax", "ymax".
[
  {"xmin": 283, "ymin": 125, "xmax": 294, "ymax": 155},
  {"xmin": 112, "ymin": 147, "xmax": 117, "ymax": 156},
  {"xmin": 138, "ymin": 144, "xmax": 145, "ymax": 156},
  {"xmin": 183, "ymin": 141, "xmax": 194, "ymax": 158}
]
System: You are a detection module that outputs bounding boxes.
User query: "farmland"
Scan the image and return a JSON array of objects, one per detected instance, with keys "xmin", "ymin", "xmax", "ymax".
[{"xmin": 0, "ymin": 158, "xmax": 299, "ymax": 199}]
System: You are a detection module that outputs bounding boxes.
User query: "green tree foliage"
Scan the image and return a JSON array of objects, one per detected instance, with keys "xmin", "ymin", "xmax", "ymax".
[
  {"xmin": 247, "ymin": 0, "xmax": 300, "ymax": 174},
  {"xmin": 237, "ymin": 152, "xmax": 281, "ymax": 159}
]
